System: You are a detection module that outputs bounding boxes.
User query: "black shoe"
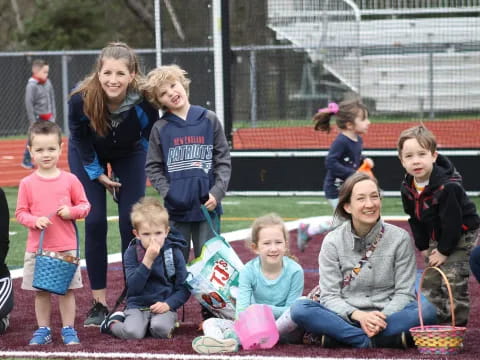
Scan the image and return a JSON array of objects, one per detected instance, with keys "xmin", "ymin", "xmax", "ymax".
[
  {"xmin": 303, "ymin": 333, "xmax": 345, "ymax": 348},
  {"xmin": 84, "ymin": 301, "xmax": 108, "ymax": 327},
  {"xmin": 100, "ymin": 311, "xmax": 125, "ymax": 335},
  {"xmin": 321, "ymin": 334, "xmax": 346, "ymax": 348},
  {"xmin": 372, "ymin": 331, "xmax": 414, "ymax": 349}
]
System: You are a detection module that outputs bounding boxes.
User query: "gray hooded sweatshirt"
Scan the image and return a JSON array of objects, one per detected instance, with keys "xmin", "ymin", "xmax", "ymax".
[{"xmin": 25, "ymin": 77, "xmax": 56, "ymax": 123}]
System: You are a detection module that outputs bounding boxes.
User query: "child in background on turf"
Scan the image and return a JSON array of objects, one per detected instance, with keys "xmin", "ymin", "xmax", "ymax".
[
  {"xmin": 192, "ymin": 213, "xmax": 304, "ymax": 354},
  {"xmin": 22, "ymin": 59, "xmax": 57, "ymax": 169},
  {"xmin": 398, "ymin": 125, "xmax": 480, "ymax": 326},
  {"xmin": 142, "ymin": 65, "xmax": 231, "ymax": 263},
  {"xmin": 15, "ymin": 121, "xmax": 90, "ymax": 345},
  {"xmin": 297, "ymin": 99, "xmax": 374, "ymax": 251},
  {"xmin": 100, "ymin": 197, "xmax": 190, "ymax": 339}
]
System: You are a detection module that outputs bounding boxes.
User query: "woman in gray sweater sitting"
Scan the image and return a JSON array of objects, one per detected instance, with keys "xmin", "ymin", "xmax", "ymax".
[{"xmin": 291, "ymin": 172, "xmax": 437, "ymax": 348}]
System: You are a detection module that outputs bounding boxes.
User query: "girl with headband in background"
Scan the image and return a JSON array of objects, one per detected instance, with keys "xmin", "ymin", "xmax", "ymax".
[{"xmin": 297, "ymin": 99, "xmax": 374, "ymax": 252}]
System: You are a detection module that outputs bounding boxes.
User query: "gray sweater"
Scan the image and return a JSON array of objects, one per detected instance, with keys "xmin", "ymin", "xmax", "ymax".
[
  {"xmin": 319, "ymin": 219, "xmax": 416, "ymax": 321},
  {"xmin": 25, "ymin": 77, "xmax": 56, "ymax": 123}
]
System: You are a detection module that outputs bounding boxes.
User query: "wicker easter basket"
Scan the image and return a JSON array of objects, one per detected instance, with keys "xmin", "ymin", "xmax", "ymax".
[{"xmin": 409, "ymin": 266, "xmax": 467, "ymax": 355}]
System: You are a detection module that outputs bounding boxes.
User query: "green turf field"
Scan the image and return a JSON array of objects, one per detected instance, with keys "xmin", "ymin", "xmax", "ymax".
[{"xmin": 4, "ymin": 186, "xmax": 480, "ymax": 269}]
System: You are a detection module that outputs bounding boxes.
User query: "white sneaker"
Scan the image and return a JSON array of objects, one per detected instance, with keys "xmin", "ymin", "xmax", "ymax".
[{"xmin": 192, "ymin": 335, "xmax": 239, "ymax": 354}]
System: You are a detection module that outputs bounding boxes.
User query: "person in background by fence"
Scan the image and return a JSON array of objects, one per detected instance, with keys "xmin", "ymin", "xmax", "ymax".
[
  {"xmin": 297, "ymin": 99, "xmax": 374, "ymax": 252},
  {"xmin": 22, "ymin": 59, "xmax": 56, "ymax": 169},
  {"xmin": 291, "ymin": 173, "xmax": 437, "ymax": 349},
  {"xmin": 100, "ymin": 197, "xmax": 190, "ymax": 340},
  {"xmin": 15, "ymin": 121, "xmax": 90, "ymax": 345},
  {"xmin": 0, "ymin": 188, "xmax": 13, "ymax": 335},
  {"xmin": 398, "ymin": 125, "xmax": 480, "ymax": 326},
  {"xmin": 68, "ymin": 42, "xmax": 159, "ymax": 327}
]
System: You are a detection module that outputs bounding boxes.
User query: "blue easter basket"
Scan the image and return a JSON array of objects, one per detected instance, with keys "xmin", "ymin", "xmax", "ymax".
[{"xmin": 32, "ymin": 222, "xmax": 80, "ymax": 295}]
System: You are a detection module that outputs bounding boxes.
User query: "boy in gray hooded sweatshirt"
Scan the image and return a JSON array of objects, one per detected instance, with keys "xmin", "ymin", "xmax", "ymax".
[{"xmin": 22, "ymin": 59, "xmax": 56, "ymax": 169}]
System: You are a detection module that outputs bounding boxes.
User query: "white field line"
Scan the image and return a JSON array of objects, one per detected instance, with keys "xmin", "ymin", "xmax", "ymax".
[
  {"xmin": 10, "ymin": 216, "xmax": 408, "ymax": 280},
  {"xmin": 0, "ymin": 350, "xmax": 411, "ymax": 360}
]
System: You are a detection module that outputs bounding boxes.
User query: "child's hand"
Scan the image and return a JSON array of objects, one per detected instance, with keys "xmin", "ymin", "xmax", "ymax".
[
  {"xmin": 35, "ymin": 216, "xmax": 52, "ymax": 230},
  {"xmin": 203, "ymin": 193, "xmax": 217, "ymax": 211},
  {"xmin": 150, "ymin": 301, "xmax": 170, "ymax": 314},
  {"xmin": 144, "ymin": 240, "xmax": 161, "ymax": 263},
  {"xmin": 428, "ymin": 249, "xmax": 448, "ymax": 267},
  {"xmin": 57, "ymin": 205, "xmax": 72, "ymax": 220}
]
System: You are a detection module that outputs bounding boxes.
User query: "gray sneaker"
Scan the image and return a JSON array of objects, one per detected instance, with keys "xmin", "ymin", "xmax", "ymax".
[{"xmin": 84, "ymin": 301, "xmax": 108, "ymax": 327}]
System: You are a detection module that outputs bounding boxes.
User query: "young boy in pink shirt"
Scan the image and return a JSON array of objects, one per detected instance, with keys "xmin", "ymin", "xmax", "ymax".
[{"xmin": 16, "ymin": 121, "xmax": 90, "ymax": 345}]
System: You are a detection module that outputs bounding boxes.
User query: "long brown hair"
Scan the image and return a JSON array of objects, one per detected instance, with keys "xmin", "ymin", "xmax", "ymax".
[
  {"xmin": 70, "ymin": 42, "xmax": 143, "ymax": 137},
  {"xmin": 313, "ymin": 98, "xmax": 368, "ymax": 133}
]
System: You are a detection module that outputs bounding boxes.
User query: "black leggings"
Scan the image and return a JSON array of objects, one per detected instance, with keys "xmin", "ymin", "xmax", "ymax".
[{"xmin": 69, "ymin": 144, "xmax": 147, "ymax": 290}]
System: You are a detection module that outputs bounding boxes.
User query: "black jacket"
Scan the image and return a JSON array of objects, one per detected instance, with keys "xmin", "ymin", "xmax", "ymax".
[
  {"xmin": 400, "ymin": 154, "xmax": 480, "ymax": 256},
  {"xmin": 0, "ymin": 188, "xmax": 10, "ymax": 278}
]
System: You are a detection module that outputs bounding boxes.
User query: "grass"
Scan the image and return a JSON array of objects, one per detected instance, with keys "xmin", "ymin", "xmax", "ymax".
[{"xmin": 5, "ymin": 185, "xmax": 480, "ymax": 269}]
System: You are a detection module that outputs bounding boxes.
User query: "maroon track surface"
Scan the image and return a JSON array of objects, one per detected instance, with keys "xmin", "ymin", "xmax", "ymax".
[
  {"xmin": 232, "ymin": 120, "xmax": 480, "ymax": 150},
  {"xmin": 2, "ymin": 221, "xmax": 479, "ymax": 359}
]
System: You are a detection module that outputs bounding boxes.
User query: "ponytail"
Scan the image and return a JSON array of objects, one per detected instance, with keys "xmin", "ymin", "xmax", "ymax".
[
  {"xmin": 313, "ymin": 99, "xmax": 368, "ymax": 133},
  {"xmin": 313, "ymin": 102, "xmax": 339, "ymax": 132}
]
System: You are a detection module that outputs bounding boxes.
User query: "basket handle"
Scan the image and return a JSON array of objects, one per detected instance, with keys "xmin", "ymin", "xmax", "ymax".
[
  {"xmin": 417, "ymin": 266, "xmax": 455, "ymax": 329},
  {"xmin": 37, "ymin": 221, "xmax": 80, "ymax": 259}
]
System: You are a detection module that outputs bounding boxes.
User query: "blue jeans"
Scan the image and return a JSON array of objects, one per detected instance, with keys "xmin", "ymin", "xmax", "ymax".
[
  {"xmin": 470, "ymin": 246, "xmax": 480, "ymax": 283},
  {"xmin": 290, "ymin": 296, "xmax": 437, "ymax": 348}
]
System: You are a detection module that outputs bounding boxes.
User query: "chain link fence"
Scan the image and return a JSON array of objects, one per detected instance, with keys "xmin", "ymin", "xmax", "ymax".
[{"xmin": 1, "ymin": 0, "xmax": 479, "ymax": 149}]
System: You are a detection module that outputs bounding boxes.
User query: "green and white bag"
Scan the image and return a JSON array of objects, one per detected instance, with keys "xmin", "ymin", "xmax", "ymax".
[{"xmin": 186, "ymin": 206, "xmax": 244, "ymax": 320}]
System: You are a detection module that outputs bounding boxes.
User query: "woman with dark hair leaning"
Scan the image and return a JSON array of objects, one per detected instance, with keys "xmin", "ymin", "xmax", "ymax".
[
  {"xmin": 68, "ymin": 42, "xmax": 159, "ymax": 326},
  {"xmin": 0, "ymin": 188, "xmax": 13, "ymax": 334},
  {"xmin": 291, "ymin": 172, "xmax": 437, "ymax": 348}
]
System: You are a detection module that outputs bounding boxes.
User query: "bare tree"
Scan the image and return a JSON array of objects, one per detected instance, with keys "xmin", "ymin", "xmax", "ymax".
[
  {"xmin": 123, "ymin": 0, "xmax": 154, "ymax": 30},
  {"xmin": 124, "ymin": 0, "xmax": 185, "ymax": 41},
  {"xmin": 10, "ymin": 0, "xmax": 25, "ymax": 34}
]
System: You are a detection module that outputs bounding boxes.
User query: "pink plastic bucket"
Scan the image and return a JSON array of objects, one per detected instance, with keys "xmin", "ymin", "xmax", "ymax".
[{"xmin": 234, "ymin": 304, "xmax": 279, "ymax": 350}]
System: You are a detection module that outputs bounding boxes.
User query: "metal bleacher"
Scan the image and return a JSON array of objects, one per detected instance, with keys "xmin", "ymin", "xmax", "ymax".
[{"xmin": 267, "ymin": 1, "xmax": 480, "ymax": 113}]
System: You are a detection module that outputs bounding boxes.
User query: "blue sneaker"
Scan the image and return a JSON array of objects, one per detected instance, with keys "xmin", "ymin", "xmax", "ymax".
[
  {"xmin": 61, "ymin": 326, "xmax": 80, "ymax": 345},
  {"xmin": 29, "ymin": 327, "xmax": 52, "ymax": 345},
  {"xmin": 100, "ymin": 311, "xmax": 125, "ymax": 335},
  {"xmin": 297, "ymin": 223, "xmax": 310, "ymax": 252}
]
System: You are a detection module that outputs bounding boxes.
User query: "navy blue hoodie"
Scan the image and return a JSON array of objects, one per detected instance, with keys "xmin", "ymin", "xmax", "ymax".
[
  {"xmin": 68, "ymin": 92, "xmax": 159, "ymax": 180},
  {"xmin": 124, "ymin": 228, "xmax": 190, "ymax": 310},
  {"xmin": 146, "ymin": 105, "xmax": 231, "ymax": 222}
]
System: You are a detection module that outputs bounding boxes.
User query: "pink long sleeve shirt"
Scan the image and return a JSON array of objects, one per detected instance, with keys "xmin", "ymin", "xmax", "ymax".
[{"xmin": 16, "ymin": 170, "xmax": 90, "ymax": 253}]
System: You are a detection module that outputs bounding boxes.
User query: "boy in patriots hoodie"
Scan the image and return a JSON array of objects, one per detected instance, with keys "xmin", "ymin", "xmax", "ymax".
[{"xmin": 143, "ymin": 65, "xmax": 231, "ymax": 263}]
